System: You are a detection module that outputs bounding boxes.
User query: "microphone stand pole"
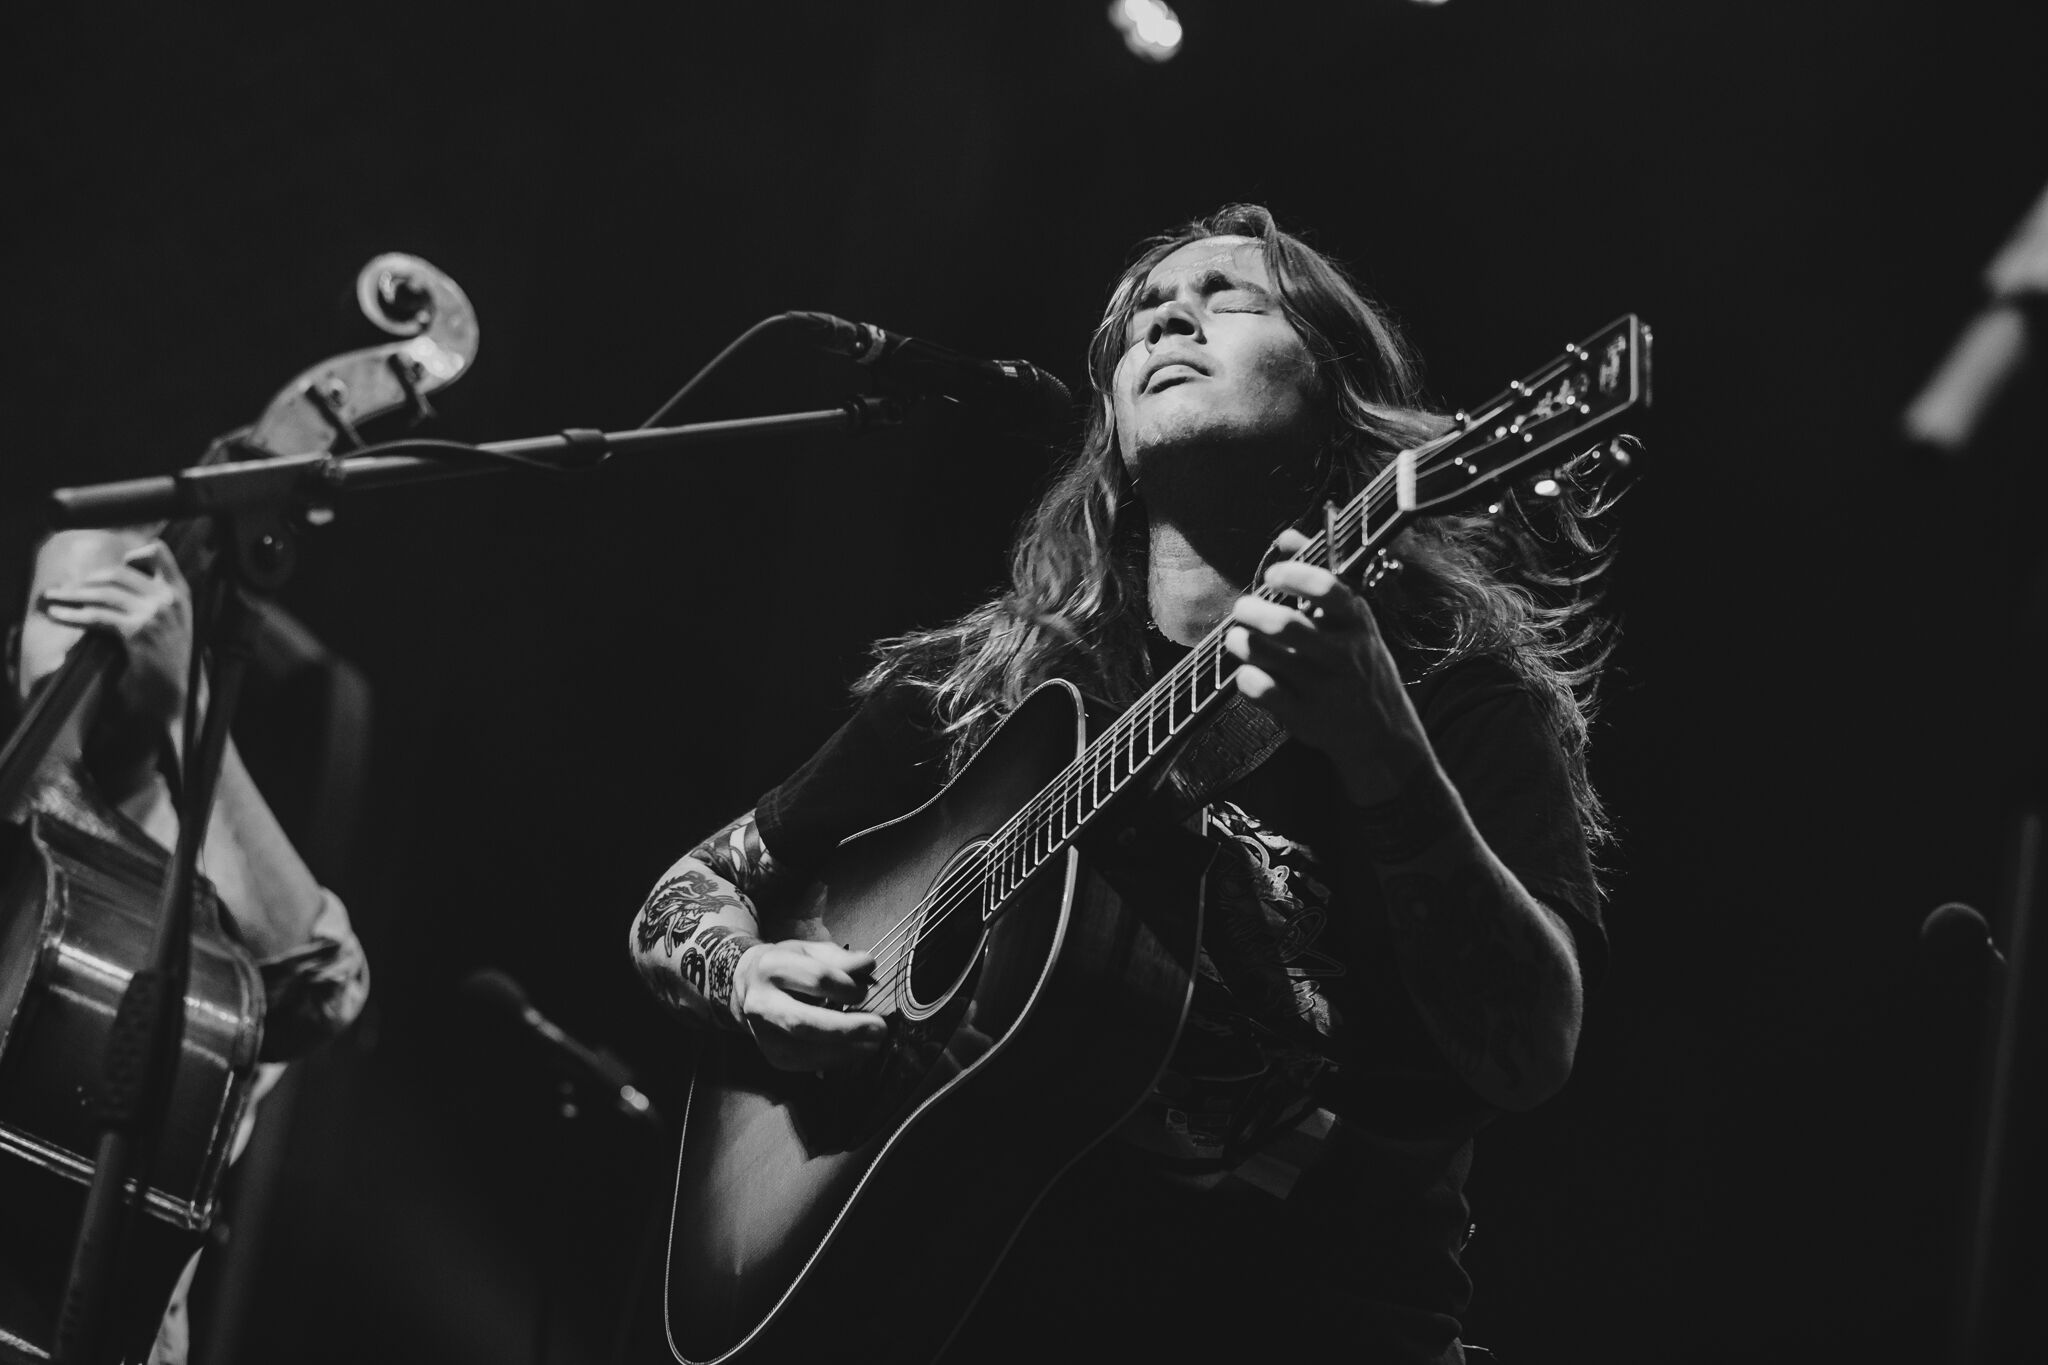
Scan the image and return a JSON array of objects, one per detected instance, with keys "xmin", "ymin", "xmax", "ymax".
[
  {"xmin": 50, "ymin": 510, "xmax": 292, "ymax": 1365},
  {"xmin": 1911, "ymin": 196, "xmax": 2048, "ymax": 1361},
  {"xmin": 39, "ymin": 394, "xmax": 903, "ymax": 1363},
  {"xmin": 1952, "ymin": 491, "xmax": 2048, "ymax": 1365}
]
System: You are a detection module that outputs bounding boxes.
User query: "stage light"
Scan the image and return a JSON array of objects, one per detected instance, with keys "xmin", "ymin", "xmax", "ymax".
[{"xmin": 1109, "ymin": 0, "xmax": 1183, "ymax": 63}]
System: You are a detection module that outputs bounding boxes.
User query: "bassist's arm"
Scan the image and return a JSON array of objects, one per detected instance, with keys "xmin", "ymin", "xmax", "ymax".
[{"xmin": 629, "ymin": 810, "xmax": 886, "ymax": 1070}]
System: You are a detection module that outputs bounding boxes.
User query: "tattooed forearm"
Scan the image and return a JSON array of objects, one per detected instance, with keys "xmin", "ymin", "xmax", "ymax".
[
  {"xmin": 1359, "ymin": 771, "xmax": 1582, "ymax": 1110},
  {"xmin": 630, "ymin": 809, "xmax": 783, "ymax": 1027},
  {"xmin": 691, "ymin": 812, "xmax": 793, "ymax": 903},
  {"xmin": 636, "ymin": 869, "xmax": 751, "ymax": 958},
  {"xmin": 692, "ymin": 925, "xmax": 759, "ymax": 1021}
]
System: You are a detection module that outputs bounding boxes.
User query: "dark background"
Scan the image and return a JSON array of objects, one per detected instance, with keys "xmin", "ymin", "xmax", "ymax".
[{"xmin": 5, "ymin": 1, "xmax": 2045, "ymax": 1360}]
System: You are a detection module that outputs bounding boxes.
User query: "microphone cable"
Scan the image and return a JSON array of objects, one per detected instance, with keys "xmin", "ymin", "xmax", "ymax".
[{"xmin": 640, "ymin": 311, "xmax": 819, "ymax": 429}]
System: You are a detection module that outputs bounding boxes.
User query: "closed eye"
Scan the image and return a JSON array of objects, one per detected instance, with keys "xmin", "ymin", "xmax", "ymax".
[
  {"xmin": 1124, "ymin": 272, "xmax": 1271, "ymax": 344},
  {"xmin": 1207, "ymin": 280, "xmax": 1270, "ymax": 310}
]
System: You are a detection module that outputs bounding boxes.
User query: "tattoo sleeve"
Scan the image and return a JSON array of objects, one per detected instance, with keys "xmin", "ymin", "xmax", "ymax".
[
  {"xmin": 635, "ymin": 869, "xmax": 747, "ymax": 960},
  {"xmin": 629, "ymin": 811, "xmax": 786, "ymax": 1028},
  {"xmin": 692, "ymin": 811, "xmax": 795, "ymax": 903}
]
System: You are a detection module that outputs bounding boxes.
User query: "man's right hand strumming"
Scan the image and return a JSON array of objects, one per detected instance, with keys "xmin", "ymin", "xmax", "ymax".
[
  {"xmin": 629, "ymin": 810, "xmax": 886, "ymax": 1071},
  {"xmin": 731, "ymin": 939, "xmax": 885, "ymax": 1071}
]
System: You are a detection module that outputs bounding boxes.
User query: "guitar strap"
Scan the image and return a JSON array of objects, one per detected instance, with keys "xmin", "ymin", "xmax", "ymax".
[
  {"xmin": 1139, "ymin": 691, "xmax": 1361, "ymax": 1080},
  {"xmin": 1106, "ymin": 675, "xmax": 1381, "ymax": 1196},
  {"xmin": 1147, "ymin": 690, "xmax": 1291, "ymax": 824}
]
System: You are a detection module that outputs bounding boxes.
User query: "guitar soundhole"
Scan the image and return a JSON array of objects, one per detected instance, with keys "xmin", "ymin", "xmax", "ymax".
[{"xmin": 901, "ymin": 843, "xmax": 989, "ymax": 1020}]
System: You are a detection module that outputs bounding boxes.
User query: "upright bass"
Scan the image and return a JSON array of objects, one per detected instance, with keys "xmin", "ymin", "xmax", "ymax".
[{"xmin": 0, "ymin": 255, "xmax": 476, "ymax": 1364}]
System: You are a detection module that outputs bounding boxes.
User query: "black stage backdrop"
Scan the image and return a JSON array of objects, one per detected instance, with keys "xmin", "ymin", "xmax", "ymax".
[{"xmin": 4, "ymin": 2, "xmax": 2045, "ymax": 1361}]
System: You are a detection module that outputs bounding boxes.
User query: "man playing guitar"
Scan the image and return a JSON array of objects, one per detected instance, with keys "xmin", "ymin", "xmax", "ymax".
[{"xmin": 631, "ymin": 204, "xmax": 1611, "ymax": 1363}]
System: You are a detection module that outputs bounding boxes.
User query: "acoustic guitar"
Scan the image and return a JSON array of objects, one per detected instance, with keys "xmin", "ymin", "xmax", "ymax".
[{"xmin": 663, "ymin": 316, "xmax": 1652, "ymax": 1365}]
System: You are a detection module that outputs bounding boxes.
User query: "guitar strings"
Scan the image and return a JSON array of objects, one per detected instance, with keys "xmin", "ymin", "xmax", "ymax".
[
  {"xmin": 855, "ymin": 384, "xmax": 1621, "ymax": 1002},
  {"xmin": 856, "ymin": 397, "xmax": 1604, "ymax": 1006},
  {"xmin": 854, "ymin": 426, "xmax": 1507, "ymax": 1007},
  {"xmin": 853, "ymin": 433, "xmax": 1462, "ymax": 1004}
]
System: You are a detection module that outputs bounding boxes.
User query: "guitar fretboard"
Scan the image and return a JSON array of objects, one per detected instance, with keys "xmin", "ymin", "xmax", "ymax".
[
  {"xmin": 977, "ymin": 472, "xmax": 1396, "ymax": 909},
  {"xmin": 967, "ymin": 312, "xmax": 1648, "ymax": 920}
]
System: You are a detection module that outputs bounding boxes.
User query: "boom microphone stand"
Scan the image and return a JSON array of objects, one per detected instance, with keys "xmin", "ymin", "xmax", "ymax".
[{"xmin": 48, "ymin": 397, "xmax": 904, "ymax": 528}]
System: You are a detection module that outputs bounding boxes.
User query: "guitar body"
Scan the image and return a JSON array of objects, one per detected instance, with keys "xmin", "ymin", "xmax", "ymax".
[{"xmin": 664, "ymin": 680, "xmax": 1206, "ymax": 1365}]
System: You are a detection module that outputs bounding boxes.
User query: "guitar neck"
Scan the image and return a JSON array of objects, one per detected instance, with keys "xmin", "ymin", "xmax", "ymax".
[
  {"xmin": 980, "ymin": 471, "xmax": 1403, "ymax": 905},
  {"xmin": 979, "ymin": 312, "xmax": 1651, "ymax": 910}
]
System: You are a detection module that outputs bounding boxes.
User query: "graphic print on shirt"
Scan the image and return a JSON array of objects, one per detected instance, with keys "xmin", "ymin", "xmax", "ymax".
[
  {"xmin": 1129, "ymin": 799, "xmax": 1348, "ymax": 1173},
  {"xmin": 1199, "ymin": 799, "xmax": 1346, "ymax": 1041}
]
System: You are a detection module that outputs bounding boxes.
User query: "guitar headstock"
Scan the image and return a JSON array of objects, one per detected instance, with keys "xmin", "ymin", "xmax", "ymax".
[
  {"xmin": 1402, "ymin": 313, "xmax": 1650, "ymax": 518},
  {"xmin": 1283, "ymin": 315, "xmax": 1649, "ymax": 594}
]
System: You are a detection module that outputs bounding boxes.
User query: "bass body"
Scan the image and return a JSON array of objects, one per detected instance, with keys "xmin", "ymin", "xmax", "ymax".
[
  {"xmin": 664, "ymin": 679, "xmax": 1205, "ymax": 1365},
  {"xmin": 0, "ymin": 772, "xmax": 264, "ymax": 1364}
]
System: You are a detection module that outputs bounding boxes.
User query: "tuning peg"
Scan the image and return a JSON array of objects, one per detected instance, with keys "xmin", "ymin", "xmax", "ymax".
[
  {"xmin": 1531, "ymin": 478, "xmax": 1562, "ymax": 498},
  {"xmin": 1360, "ymin": 546, "xmax": 1404, "ymax": 587}
]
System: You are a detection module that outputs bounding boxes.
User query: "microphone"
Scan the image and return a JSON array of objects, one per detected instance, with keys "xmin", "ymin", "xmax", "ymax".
[
  {"xmin": 1903, "ymin": 179, "xmax": 2048, "ymax": 456},
  {"xmin": 790, "ymin": 311, "xmax": 1073, "ymax": 431},
  {"xmin": 461, "ymin": 968, "xmax": 662, "ymax": 1129}
]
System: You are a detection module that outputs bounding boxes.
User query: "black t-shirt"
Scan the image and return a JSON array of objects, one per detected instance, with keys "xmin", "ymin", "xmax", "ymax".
[{"xmin": 755, "ymin": 644, "xmax": 1603, "ymax": 1361}]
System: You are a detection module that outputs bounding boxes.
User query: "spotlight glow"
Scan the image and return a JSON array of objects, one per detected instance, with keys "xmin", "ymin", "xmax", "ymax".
[{"xmin": 1109, "ymin": 0, "xmax": 1183, "ymax": 63}]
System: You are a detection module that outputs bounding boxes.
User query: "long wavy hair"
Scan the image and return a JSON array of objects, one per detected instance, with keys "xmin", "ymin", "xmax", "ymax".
[{"xmin": 858, "ymin": 204, "xmax": 1620, "ymax": 848}]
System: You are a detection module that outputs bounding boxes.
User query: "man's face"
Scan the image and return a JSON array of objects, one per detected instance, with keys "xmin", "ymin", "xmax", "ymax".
[{"xmin": 1111, "ymin": 236, "xmax": 1321, "ymax": 483}]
